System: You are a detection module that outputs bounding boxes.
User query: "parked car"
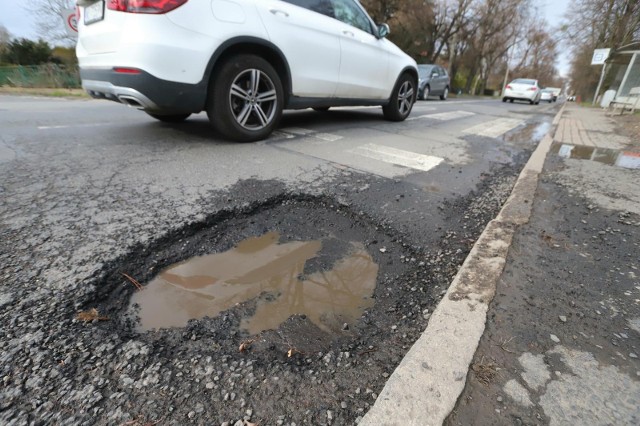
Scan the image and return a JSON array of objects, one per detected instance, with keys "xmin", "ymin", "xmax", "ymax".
[
  {"xmin": 76, "ymin": 0, "xmax": 418, "ymax": 142},
  {"xmin": 540, "ymin": 89, "xmax": 554, "ymax": 103},
  {"xmin": 502, "ymin": 78, "xmax": 541, "ymax": 104},
  {"xmin": 417, "ymin": 64, "xmax": 450, "ymax": 100},
  {"xmin": 546, "ymin": 87, "xmax": 561, "ymax": 101}
]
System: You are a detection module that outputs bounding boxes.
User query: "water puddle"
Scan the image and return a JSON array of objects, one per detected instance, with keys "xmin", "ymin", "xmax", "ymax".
[
  {"xmin": 551, "ymin": 143, "xmax": 640, "ymax": 169},
  {"xmin": 532, "ymin": 122, "xmax": 551, "ymax": 141},
  {"xmin": 129, "ymin": 232, "xmax": 378, "ymax": 334},
  {"xmin": 503, "ymin": 121, "xmax": 550, "ymax": 144}
]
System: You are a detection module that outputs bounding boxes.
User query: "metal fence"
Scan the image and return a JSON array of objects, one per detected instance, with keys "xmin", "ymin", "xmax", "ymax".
[{"xmin": 0, "ymin": 64, "xmax": 81, "ymax": 88}]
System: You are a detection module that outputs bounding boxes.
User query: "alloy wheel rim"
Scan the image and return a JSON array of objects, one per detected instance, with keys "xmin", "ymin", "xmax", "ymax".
[
  {"xmin": 229, "ymin": 69, "xmax": 278, "ymax": 131},
  {"xmin": 397, "ymin": 81, "xmax": 414, "ymax": 114}
]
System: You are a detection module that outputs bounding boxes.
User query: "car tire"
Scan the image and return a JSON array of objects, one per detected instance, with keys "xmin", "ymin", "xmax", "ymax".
[
  {"xmin": 383, "ymin": 73, "xmax": 416, "ymax": 121},
  {"xmin": 509, "ymin": 99, "xmax": 514, "ymax": 103},
  {"xmin": 440, "ymin": 86, "xmax": 448, "ymax": 100},
  {"xmin": 207, "ymin": 54, "xmax": 283, "ymax": 142},
  {"xmin": 502, "ymin": 97, "xmax": 507, "ymax": 102},
  {"xmin": 529, "ymin": 100, "xmax": 534, "ymax": 105},
  {"xmin": 146, "ymin": 112, "xmax": 191, "ymax": 122},
  {"xmin": 313, "ymin": 107, "xmax": 330, "ymax": 112},
  {"xmin": 421, "ymin": 85, "xmax": 430, "ymax": 100}
]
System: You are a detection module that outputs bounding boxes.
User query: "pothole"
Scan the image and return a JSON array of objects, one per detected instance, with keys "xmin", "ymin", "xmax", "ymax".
[
  {"xmin": 96, "ymin": 196, "xmax": 420, "ymax": 355},
  {"xmin": 129, "ymin": 231, "xmax": 378, "ymax": 334}
]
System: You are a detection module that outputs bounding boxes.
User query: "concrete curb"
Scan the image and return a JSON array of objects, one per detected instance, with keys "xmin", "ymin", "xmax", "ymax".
[{"xmin": 360, "ymin": 104, "xmax": 566, "ymax": 426}]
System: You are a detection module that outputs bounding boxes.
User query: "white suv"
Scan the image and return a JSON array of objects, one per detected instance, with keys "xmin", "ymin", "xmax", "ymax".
[{"xmin": 76, "ymin": 0, "xmax": 418, "ymax": 141}]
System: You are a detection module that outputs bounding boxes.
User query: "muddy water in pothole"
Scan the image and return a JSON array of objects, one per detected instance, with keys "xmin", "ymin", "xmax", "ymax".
[{"xmin": 129, "ymin": 232, "xmax": 378, "ymax": 334}]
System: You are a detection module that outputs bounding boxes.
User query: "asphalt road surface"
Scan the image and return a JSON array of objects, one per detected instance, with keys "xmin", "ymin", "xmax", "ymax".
[{"xmin": 0, "ymin": 94, "xmax": 559, "ymax": 425}]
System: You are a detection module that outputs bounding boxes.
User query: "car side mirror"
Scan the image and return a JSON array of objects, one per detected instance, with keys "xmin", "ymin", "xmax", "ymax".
[{"xmin": 377, "ymin": 23, "xmax": 390, "ymax": 39}]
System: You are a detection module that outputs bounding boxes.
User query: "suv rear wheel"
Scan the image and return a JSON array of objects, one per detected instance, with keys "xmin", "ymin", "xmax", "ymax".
[
  {"xmin": 207, "ymin": 54, "xmax": 283, "ymax": 142},
  {"xmin": 383, "ymin": 73, "xmax": 416, "ymax": 121}
]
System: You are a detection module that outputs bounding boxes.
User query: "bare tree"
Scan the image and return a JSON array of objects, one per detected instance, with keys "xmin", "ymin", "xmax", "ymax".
[
  {"xmin": 421, "ymin": 0, "xmax": 474, "ymax": 63},
  {"xmin": 24, "ymin": 0, "xmax": 76, "ymax": 46},
  {"xmin": 361, "ymin": 0, "xmax": 404, "ymax": 22},
  {"xmin": 461, "ymin": 0, "xmax": 531, "ymax": 94},
  {"xmin": 0, "ymin": 24, "xmax": 12, "ymax": 61},
  {"xmin": 511, "ymin": 23, "xmax": 559, "ymax": 87}
]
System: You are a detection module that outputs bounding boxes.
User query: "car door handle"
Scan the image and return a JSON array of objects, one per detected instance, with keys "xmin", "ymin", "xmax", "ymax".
[
  {"xmin": 269, "ymin": 9, "xmax": 289, "ymax": 17},
  {"xmin": 342, "ymin": 30, "xmax": 355, "ymax": 37}
]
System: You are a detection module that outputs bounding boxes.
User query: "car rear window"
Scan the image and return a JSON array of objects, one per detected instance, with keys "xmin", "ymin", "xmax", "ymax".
[
  {"xmin": 512, "ymin": 79, "xmax": 536, "ymax": 85},
  {"xmin": 418, "ymin": 65, "xmax": 434, "ymax": 78}
]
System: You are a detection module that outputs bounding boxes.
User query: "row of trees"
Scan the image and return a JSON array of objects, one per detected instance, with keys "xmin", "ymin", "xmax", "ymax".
[
  {"xmin": 0, "ymin": 22, "xmax": 78, "ymax": 67},
  {"xmin": 363, "ymin": 0, "xmax": 562, "ymax": 93},
  {"xmin": 13, "ymin": 0, "xmax": 640, "ymax": 98},
  {"xmin": 9, "ymin": 0, "xmax": 561, "ymax": 93}
]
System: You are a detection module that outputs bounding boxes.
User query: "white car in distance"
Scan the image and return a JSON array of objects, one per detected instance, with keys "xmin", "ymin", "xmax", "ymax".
[
  {"xmin": 540, "ymin": 89, "xmax": 554, "ymax": 103},
  {"xmin": 76, "ymin": 0, "xmax": 419, "ymax": 142},
  {"xmin": 502, "ymin": 78, "xmax": 541, "ymax": 105}
]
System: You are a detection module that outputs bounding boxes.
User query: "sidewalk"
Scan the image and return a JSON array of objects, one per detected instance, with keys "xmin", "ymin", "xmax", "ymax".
[{"xmin": 362, "ymin": 104, "xmax": 640, "ymax": 425}]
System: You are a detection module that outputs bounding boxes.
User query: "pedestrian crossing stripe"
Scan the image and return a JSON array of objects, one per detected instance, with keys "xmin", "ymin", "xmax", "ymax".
[
  {"xmin": 421, "ymin": 110, "xmax": 476, "ymax": 121},
  {"xmin": 272, "ymin": 127, "xmax": 343, "ymax": 142},
  {"xmin": 349, "ymin": 143, "xmax": 443, "ymax": 172},
  {"xmin": 462, "ymin": 118, "xmax": 523, "ymax": 138}
]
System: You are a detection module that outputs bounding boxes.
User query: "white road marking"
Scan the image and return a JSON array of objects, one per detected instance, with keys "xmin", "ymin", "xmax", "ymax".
[
  {"xmin": 280, "ymin": 127, "xmax": 315, "ymax": 135},
  {"xmin": 407, "ymin": 110, "xmax": 476, "ymax": 122},
  {"xmin": 349, "ymin": 143, "xmax": 443, "ymax": 172},
  {"xmin": 462, "ymin": 118, "xmax": 523, "ymax": 138},
  {"xmin": 38, "ymin": 123, "xmax": 110, "ymax": 130},
  {"xmin": 314, "ymin": 132, "xmax": 343, "ymax": 142},
  {"xmin": 275, "ymin": 127, "xmax": 343, "ymax": 142}
]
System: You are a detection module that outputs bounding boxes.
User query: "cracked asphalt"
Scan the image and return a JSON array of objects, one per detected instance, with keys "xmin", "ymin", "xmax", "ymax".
[{"xmin": 1, "ymin": 94, "xmax": 557, "ymax": 425}]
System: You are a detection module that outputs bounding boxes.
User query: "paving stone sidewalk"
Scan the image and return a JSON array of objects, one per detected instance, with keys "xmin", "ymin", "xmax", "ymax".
[{"xmin": 554, "ymin": 104, "xmax": 632, "ymax": 149}]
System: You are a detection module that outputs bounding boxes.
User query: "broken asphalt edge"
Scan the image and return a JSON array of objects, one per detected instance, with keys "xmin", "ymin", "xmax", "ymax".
[{"xmin": 360, "ymin": 104, "xmax": 567, "ymax": 426}]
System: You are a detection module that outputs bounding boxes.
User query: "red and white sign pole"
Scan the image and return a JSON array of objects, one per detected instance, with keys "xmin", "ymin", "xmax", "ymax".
[{"xmin": 63, "ymin": 8, "xmax": 78, "ymax": 38}]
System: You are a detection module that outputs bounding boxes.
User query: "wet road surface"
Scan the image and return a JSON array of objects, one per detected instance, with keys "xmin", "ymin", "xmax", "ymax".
[{"xmin": 0, "ymin": 94, "xmax": 559, "ymax": 424}]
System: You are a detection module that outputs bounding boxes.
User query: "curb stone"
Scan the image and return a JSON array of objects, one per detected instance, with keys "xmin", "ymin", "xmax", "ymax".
[{"xmin": 360, "ymin": 104, "xmax": 566, "ymax": 426}]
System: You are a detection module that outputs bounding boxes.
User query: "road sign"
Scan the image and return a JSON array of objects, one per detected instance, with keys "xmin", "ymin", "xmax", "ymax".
[
  {"xmin": 591, "ymin": 48, "xmax": 610, "ymax": 65},
  {"xmin": 63, "ymin": 9, "xmax": 78, "ymax": 38}
]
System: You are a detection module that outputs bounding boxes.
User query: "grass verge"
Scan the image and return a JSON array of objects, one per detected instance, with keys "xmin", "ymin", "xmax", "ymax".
[{"xmin": 0, "ymin": 86, "xmax": 89, "ymax": 98}]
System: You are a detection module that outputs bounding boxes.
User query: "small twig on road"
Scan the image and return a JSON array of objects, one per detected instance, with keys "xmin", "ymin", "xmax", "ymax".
[
  {"xmin": 497, "ymin": 337, "xmax": 515, "ymax": 353},
  {"xmin": 122, "ymin": 272, "xmax": 144, "ymax": 291},
  {"xmin": 357, "ymin": 347, "xmax": 377, "ymax": 356}
]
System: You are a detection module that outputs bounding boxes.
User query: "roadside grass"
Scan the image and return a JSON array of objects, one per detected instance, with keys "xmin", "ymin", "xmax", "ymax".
[
  {"xmin": 578, "ymin": 102, "xmax": 599, "ymax": 108},
  {"xmin": 0, "ymin": 86, "xmax": 89, "ymax": 98}
]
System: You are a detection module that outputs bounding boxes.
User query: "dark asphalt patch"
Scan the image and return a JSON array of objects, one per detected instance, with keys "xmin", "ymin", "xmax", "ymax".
[{"xmin": 62, "ymin": 165, "xmax": 526, "ymax": 425}]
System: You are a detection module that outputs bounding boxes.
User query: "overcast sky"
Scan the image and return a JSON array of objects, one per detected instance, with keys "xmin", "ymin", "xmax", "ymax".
[{"xmin": 1, "ymin": 0, "xmax": 572, "ymax": 74}]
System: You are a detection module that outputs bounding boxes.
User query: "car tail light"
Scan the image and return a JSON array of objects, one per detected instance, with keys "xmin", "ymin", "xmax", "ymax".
[
  {"xmin": 75, "ymin": 5, "xmax": 80, "ymax": 21},
  {"xmin": 506, "ymin": 85, "xmax": 512, "ymax": 90},
  {"xmin": 107, "ymin": 0, "xmax": 188, "ymax": 14},
  {"xmin": 528, "ymin": 87, "xmax": 537, "ymax": 91},
  {"xmin": 113, "ymin": 67, "xmax": 142, "ymax": 74}
]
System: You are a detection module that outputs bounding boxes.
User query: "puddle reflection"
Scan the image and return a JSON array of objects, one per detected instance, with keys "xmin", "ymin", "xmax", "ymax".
[
  {"xmin": 129, "ymin": 232, "xmax": 378, "ymax": 334},
  {"xmin": 551, "ymin": 143, "xmax": 640, "ymax": 169}
]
